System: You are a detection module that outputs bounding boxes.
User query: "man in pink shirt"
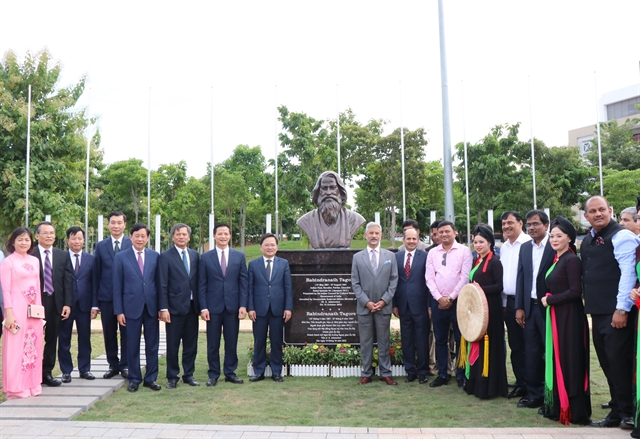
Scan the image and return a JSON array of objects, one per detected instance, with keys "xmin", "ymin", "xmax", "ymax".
[{"xmin": 425, "ymin": 221, "xmax": 473, "ymax": 388}]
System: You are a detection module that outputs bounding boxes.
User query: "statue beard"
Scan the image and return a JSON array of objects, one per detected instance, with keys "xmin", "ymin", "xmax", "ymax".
[{"xmin": 318, "ymin": 198, "xmax": 342, "ymax": 226}]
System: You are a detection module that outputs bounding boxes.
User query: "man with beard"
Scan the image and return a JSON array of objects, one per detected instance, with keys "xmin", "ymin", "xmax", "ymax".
[{"xmin": 297, "ymin": 171, "xmax": 366, "ymax": 249}]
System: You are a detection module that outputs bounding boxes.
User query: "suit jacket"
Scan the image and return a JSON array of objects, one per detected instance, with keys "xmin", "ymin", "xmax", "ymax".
[
  {"xmin": 515, "ymin": 239, "xmax": 555, "ymax": 317},
  {"xmin": 351, "ymin": 247, "xmax": 398, "ymax": 315},
  {"xmin": 393, "ymin": 249, "xmax": 429, "ymax": 315},
  {"xmin": 157, "ymin": 246, "xmax": 199, "ymax": 315},
  {"xmin": 31, "ymin": 247, "xmax": 73, "ymax": 313},
  {"xmin": 247, "ymin": 256, "xmax": 293, "ymax": 317},
  {"xmin": 198, "ymin": 248, "xmax": 248, "ymax": 314},
  {"xmin": 93, "ymin": 236, "xmax": 132, "ymax": 306},
  {"xmin": 71, "ymin": 251, "xmax": 94, "ymax": 313},
  {"xmin": 113, "ymin": 248, "xmax": 159, "ymax": 319}
]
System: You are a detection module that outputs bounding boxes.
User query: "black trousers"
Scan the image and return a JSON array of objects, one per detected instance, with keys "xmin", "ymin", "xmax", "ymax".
[
  {"xmin": 165, "ymin": 301, "xmax": 199, "ymax": 382},
  {"xmin": 591, "ymin": 309, "xmax": 637, "ymax": 420},
  {"xmin": 205, "ymin": 310, "xmax": 240, "ymax": 380},
  {"xmin": 505, "ymin": 295, "xmax": 526, "ymax": 387},
  {"xmin": 399, "ymin": 310, "xmax": 431, "ymax": 376},
  {"xmin": 523, "ymin": 301, "xmax": 545, "ymax": 400},
  {"xmin": 99, "ymin": 300, "xmax": 128, "ymax": 371},
  {"xmin": 42, "ymin": 292, "xmax": 61, "ymax": 376}
]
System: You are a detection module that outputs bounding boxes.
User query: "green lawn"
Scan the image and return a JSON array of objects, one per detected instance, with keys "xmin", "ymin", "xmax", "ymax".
[{"xmin": 77, "ymin": 331, "xmax": 609, "ymax": 428}]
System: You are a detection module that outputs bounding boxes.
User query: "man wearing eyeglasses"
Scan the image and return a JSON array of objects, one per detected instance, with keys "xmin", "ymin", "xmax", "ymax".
[
  {"xmin": 425, "ymin": 221, "xmax": 472, "ymax": 388},
  {"xmin": 582, "ymin": 196, "xmax": 640, "ymax": 429}
]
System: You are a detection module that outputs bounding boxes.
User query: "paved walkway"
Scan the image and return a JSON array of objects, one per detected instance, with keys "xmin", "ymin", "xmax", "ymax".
[{"xmin": 0, "ymin": 421, "xmax": 633, "ymax": 439}]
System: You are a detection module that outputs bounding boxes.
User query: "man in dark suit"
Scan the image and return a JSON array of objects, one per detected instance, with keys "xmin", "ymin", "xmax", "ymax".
[
  {"xmin": 352, "ymin": 222, "xmax": 399, "ymax": 386},
  {"xmin": 514, "ymin": 210, "xmax": 554, "ymax": 410},
  {"xmin": 393, "ymin": 228, "xmax": 430, "ymax": 384},
  {"xmin": 198, "ymin": 223, "xmax": 248, "ymax": 387},
  {"xmin": 58, "ymin": 226, "xmax": 96, "ymax": 383},
  {"xmin": 113, "ymin": 223, "xmax": 161, "ymax": 393},
  {"xmin": 158, "ymin": 223, "xmax": 200, "ymax": 389},
  {"xmin": 247, "ymin": 233, "xmax": 293, "ymax": 383},
  {"xmin": 32, "ymin": 221, "xmax": 73, "ymax": 387},
  {"xmin": 93, "ymin": 211, "xmax": 131, "ymax": 379}
]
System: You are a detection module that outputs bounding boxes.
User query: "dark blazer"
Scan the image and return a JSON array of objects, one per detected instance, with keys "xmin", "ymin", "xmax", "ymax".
[
  {"xmin": 93, "ymin": 236, "xmax": 132, "ymax": 306},
  {"xmin": 31, "ymin": 247, "xmax": 73, "ymax": 313},
  {"xmin": 247, "ymin": 256, "xmax": 293, "ymax": 316},
  {"xmin": 71, "ymin": 251, "xmax": 94, "ymax": 313},
  {"xmin": 515, "ymin": 239, "xmax": 555, "ymax": 317},
  {"xmin": 157, "ymin": 246, "xmax": 199, "ymax": 315},
  {"xmin": 198, "ymin": 248, "xmax": 248, "ymax": 314},
  {"xmin": 113, "ymin": 248, "xmax": 159, "ymax": 319},
  {"xmin": 393, "ymin": 249, "xmax": 429, "ymax": 315}
]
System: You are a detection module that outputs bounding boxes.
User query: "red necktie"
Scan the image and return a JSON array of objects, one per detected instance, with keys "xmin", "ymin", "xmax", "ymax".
[{"xmin": 405, "ymin": 252, "xmax": 411, "ymax": 278}]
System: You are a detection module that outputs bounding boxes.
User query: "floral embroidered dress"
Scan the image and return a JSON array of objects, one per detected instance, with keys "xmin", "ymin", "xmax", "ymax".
[{"xmin": 1, "ymin": 252, "xmax": 44, "ymax": 399}]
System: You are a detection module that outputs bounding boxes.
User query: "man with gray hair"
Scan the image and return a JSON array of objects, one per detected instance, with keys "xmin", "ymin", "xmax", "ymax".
[
  {"xmin": 297, "ymin": 171, "xmax": 366, "ymax": 248},
  {"xmin": 157, "ymin": 223, "xmax": 200, "ymax": 389},
  {"xmin": 351, "ymin": 222, "xmax": 398, "ymax": 385},
  {"xmin": 619, "ymin": 207, "xmax": 640, "ymax": 237}
]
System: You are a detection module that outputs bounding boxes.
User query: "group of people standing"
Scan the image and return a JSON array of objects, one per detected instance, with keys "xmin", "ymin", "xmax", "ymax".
[
  {"xmin": 355, "ymin": 195, "xmax": 640, "ymax": 434},
  {"xmin": 1, "ymin": 212, "xmax": 293, "ymax": 399}
]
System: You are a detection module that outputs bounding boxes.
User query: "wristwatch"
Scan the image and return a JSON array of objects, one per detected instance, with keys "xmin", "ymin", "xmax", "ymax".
[
  {"xmin": 448, "ymin": 297, "xmax": 454, "ymax": 303},
  {"xmin": 616, "ymin": 309, "xmax": 627, "ymax": 316}
]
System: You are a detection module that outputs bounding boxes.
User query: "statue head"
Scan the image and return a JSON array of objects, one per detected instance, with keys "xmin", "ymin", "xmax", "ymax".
[{"xmin": 311, "ymin": 171, "xmax": 348, "ymax": 227}]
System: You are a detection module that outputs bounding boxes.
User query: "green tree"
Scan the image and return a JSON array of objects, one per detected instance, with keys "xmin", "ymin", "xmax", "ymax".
[
  {"xmin": 99, "ymin": 159, "xmax": 147, "ymax": 224},
  {"xmin": 0, "ymin": 49, "xmax": 102, "ymax": 241},
  {"xmin": 587, "ymin": 118, "xmax": 640, "ymax": 171},
  {"xmin": 599, "ymin": 169, "xmax": 640, "ymax": 212}
]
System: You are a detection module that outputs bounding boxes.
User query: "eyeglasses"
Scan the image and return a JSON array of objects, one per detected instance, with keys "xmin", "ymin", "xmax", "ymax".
[
  {"xmin": 525, "ymin": 222, "xmax": 542, "ymax": 228},
  {"xmin": 442, "ymin": 253, "xmax": 447, "ymax": 266}
]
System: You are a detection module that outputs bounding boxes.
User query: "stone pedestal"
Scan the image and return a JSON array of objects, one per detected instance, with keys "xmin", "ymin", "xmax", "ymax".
[{"xmin": 277, "ymin": 249, "xmax": 360, "ymax": 345}]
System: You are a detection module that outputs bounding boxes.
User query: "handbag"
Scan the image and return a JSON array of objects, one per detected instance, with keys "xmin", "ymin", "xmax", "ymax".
[{"xmin": 28, "ymin": 304, "xmax": 45, "ymax": 319}]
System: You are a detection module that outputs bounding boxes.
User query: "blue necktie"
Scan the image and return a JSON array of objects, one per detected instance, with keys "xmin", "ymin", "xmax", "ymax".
[{"xmin": 182, "ymin": 250, "xmax": 190, "ymax": 275}]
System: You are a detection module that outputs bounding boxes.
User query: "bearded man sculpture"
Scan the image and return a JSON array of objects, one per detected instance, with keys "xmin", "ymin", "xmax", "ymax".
[{"xmin": 297, "ymin": 171, "xmax": 366, "ymax": 249}]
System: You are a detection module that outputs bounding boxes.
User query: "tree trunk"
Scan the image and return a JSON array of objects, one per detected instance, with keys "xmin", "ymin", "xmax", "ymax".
[
  {"xmin": 389, "ymin": 208, "xmax": 396, "ymax": 248},
  {"xmin": 132, "ymin": 188, "xmax": 139, "ymax": 223},
  {"xmin": 240, "ymin": 200, "xmax": 246, "ymax": 252}
]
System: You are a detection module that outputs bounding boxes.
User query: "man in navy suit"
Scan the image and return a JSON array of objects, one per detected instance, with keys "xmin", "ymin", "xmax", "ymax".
[
  {"xmin": 158, "ymin": 223, "xmax": 200, "ymax": 389},
  {"xmin": 514, "ymin": 210, "xmax": 553, "ymax": 410},
  {"xmin": 113, "ymin": 223, "xmax": 161, "ymax": 392},
  {"xmin": 198, "ymin": 223, "xmax": 248, "ymax": 387},
  {"xmin": 393, "ymin": 228, "xmax": 430, "ymax": 384},
  {"xmin": 93, "ymin": 211, "xmax": 131, "ymax": 379},
  {"xmin": 248, "ymin": 233, "xmax": 293, "ymax": 383},
  {"xmin": 58, "ymin": 226, "xmax": 96, "ymax": 383}
]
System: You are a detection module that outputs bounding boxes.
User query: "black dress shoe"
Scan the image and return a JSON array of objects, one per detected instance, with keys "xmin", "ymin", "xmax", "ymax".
[
  {"xmin": 183, "ymin": 377, "xmax": 200, "ymax": 387},
  {"xmin": 61, "ymin": 373, "xmax": 72, "ymax": 383},
  {"xmin": 103, "ymin": 369, "xmax": 119, "ymax": 379},
  {"xmin": 620, "ymin": 417, "xmax": 634, "ymax": 430},
  {"xmin": 537, "ymin": 407, "xmax": 545, "ymax": 415},
  {"xmin": 206, "ymin": 378, "xmax": 218, "ymax": 387},
  {"xmin": 167, "ymin": 380, "xmax": 177, "ymax": 389},
  {"xmin": 429, "ymin": 376, "xmax": 450, "ymax": 388},
  {"xmin": 404, "ymin": 374, "xmax": 417, "ymax": 383},
  {"xmin": 457, "ymin": 377, "xmax": 465, "ymax": 388},
  {"xmin": 517, "ymin": 397, "xmax": 543, "ymax": 409},
  {"xmin": 507, "ymin": 386, "xmax": 527, "ymax": 399},
  {"xmin": 43, "ymin": 374, "xmax": 62, "ymax": 387},
  {"xmin": 79, "ymin": 372, "xmax": 95, "ymax": 380},
  {"xmin": 272, "ymin": 374, "xmax": 283, "ymax": 382},
  {"xmin": 601, "ymin": 402, "xmax": 610, "ymax": 409},
  {"xmin": 143, "ymin": 381, "xmax": 161, "ymax": 391},
  {"xmin": 590, "ymin": 416, "xmax": 620, "ymax": 428},
  {"xmin": 224, "ymin": 375, "xmax": 244, "ymax": 384},
  {"xmin": 249, "ymin": 374, "xmax": 265, "ymax": 382},
  {"xmin": 120, "ymin": 368, "xmax": 129, "ymax": 379},
  {"xmin": 127, "ymin": 383, "xmax": 139, "ymax": 392},
  {"xmin": 418, "ymin": 375, "xmax": 428, "ymax": 384}
]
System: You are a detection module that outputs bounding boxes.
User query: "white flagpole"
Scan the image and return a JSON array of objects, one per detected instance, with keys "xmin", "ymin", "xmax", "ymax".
[
  {"xmin": 528, "ymin": 76, "xmax": 537, "ymax": 209},
  {"xmin": 274, "ymin": 85, "xmax": 279, "ymax": 239},
  {"xmin": 461, "ymin": 80, "xmax": 471, "ymax": 246},
  {"xmin": 25, "ymin": 84, "xmax": 32, "ymax": 227},
  {"xmin": 337, "ymin": 83, "xmax": 341, "ymax": 178},
  {"xmin": 399, "ymin": 81, "xmax": 406, "ymax": 222},
  {"xmin": 594, "ymin": 71, "xmax": 603, "ymax": 196},
  {"xmin": 210, "ymin": 86, "xmax": 215, "ymax": 247},
  {"xmin": 438, "ymin": 0, "xmax": 454, "ymax": 222},
  {"xmin": 147, "ymin": 87, "xmax": 151, "ymax": 230},
  {"xmin": 84, "ymin": 88, "xmax": 92, "ymax": 251}
]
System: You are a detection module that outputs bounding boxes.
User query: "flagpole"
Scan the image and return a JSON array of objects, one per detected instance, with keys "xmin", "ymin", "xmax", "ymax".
[
  {"xmin": 594, "ymin": 71, "xmax": 603, "ymax": 196},
  {"xmin": 210, "ymin": 86, "xmax": 215, "ymax": 246},
  {"xmin": 147, "ymin": 87, "xmax": 151, "ymax": 231},
  {"xmin": 528, "ymin": 76, "xmax": 537, "ymax": 210},
  {"xmin": 438, "ymin": 0, "xmax": 454, "ymax": 222},
  {"xmin": 84, "ymin": 88, "xmax": 91, "ymax": 251},
  {"xmin": 25, "ymin": 84, "xmax": 32, "ymax": 227},
  {"xmin": 274, "ymin": 85, "xmax": 279, "ymax": 239},
  {"xmin": 461, "ymin": 80, "xmax": 471, "ymax": 247},
  {"xmin": 337, "ymin": 84, "xmax": 341, "ymax": 178},
  {"xmin": 400, "ymin": 81, "xmax": 406, "ymax": 222}
]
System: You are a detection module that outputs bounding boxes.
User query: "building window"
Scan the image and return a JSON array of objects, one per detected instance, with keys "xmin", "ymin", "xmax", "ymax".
[{"xmin": 606, "ymin": 96, "xmax": 640, "ymax": 120}]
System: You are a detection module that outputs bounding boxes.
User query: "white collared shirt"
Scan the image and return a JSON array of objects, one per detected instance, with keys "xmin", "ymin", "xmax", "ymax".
[
  {"xmin": 216, "ymin": 246, "xmax": 228, "ymax": 267},
  {"xmin": 176, "ymin": 245, "xmax": 190, "ymax": 268},
  {"xmin": 531, "ymin": 235, "xmax": 549, "ymax": 298},
  {"xmin": 263, "ymin": 257, "xmax": 274, "ymax": 280},
  {"xmin": 500, "ymin": 232, "xmax": 532, "ymax": 297},
  {"xmin": 69, "ymin": 250, "xmax": 82, "ymax": 272},
  {"xmin": 403, "ymin": 249, "xmax": 415, "ymax": 268},
  {"xmin": 38, "ymin": 244, "xmax": 53, "ymax": 273},
  {"xmin": 111, "ymin": 235, "xmax": 124, "ymax": 252},
  {"xmin": 367, "ymin": 246, "xmax": 380, "ymax": 268},
  {"xmin": 133, "ymin": 247, "xmax": 145, "ymax": 264}
]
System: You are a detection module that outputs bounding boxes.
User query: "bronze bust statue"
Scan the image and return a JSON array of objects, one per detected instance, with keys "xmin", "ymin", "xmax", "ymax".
[{"xmin": 296, "ymin": 171, "xmax": 366, "ymax": 249}]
